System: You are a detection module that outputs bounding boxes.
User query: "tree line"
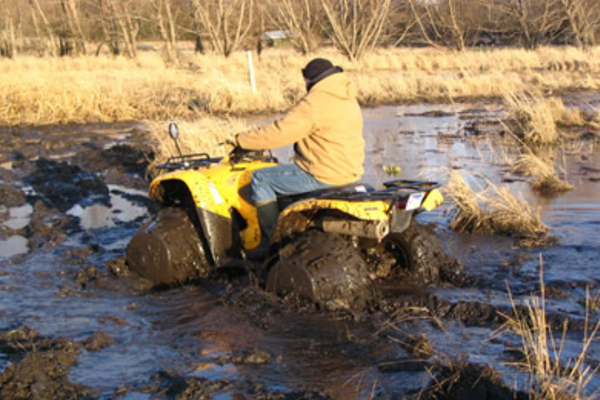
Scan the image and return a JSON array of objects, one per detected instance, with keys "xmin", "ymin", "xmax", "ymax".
[{"xmin": 1, "ymin": 0, "xmax": 599, "ymax": 61}]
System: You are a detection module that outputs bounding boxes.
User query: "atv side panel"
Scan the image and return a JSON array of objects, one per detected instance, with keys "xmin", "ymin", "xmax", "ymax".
[{"xmin": 149, "ymin": 161, "xmax": 274, "ymax": 261}]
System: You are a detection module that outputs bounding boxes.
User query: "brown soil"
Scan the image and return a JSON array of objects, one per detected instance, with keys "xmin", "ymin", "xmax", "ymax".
[{"xmin": 0, "ymin": 326, "xmax": 116, "ymax": 399}]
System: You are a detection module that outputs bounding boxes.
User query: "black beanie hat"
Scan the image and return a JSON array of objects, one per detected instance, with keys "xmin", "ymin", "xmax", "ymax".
[{"xmin": 302, "ymin": 58, "xmax": 334, "ymax": 80}]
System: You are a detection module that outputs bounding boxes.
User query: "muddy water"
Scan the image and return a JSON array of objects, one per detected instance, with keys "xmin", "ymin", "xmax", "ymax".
[{"xmin": 0, "ymin": 101, "xmax": 599, "ymax": 399}]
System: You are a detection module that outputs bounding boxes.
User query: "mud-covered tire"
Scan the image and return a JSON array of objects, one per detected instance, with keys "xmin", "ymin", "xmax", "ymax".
[
  {"xmin": 265, "ymin": 230, "xmax": 374, "ymax": 309},
  {"xmin": 364, "ymin": 222, "xmax": 446, "ymax": 285},
  {"xmin": 126, "ymin": 207, "xmax": 211, "ymax": 286}
]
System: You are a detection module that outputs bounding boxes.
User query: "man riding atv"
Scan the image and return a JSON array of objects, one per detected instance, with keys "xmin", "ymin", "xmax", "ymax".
[
  {"xmin": 126, "ymin": 59, "xmax": 452, "ymax": 310},
  {"xmin": 235, "ymin": 58, "xmax": 364, "ymax": 258}
]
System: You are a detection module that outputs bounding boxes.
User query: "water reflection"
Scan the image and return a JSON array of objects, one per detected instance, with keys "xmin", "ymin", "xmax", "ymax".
[
  {"xmin": 3, "ymin": 204, "xmax": 33, "ymax": 230},
  {"xmin": 67, "ymin": 184, "xmax": 148, "ymax": 230},
  {"xmin": 0, "ymin": 235, "xmax": 28, "ymax": 259}
]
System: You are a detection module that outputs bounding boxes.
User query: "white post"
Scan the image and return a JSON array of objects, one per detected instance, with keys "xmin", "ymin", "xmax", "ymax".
[{"xmin": 246, "ymin": 50, "xmax": 257, "ymax": 94}]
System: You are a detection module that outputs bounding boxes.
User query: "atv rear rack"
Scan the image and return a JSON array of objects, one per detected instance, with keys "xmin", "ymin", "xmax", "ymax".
[{"xmin": 314, "ymin": 179, "xmax": 440, "ymax": 202}]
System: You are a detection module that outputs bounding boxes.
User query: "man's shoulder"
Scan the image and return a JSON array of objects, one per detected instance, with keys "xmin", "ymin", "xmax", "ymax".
[{"xmin": 310, "ymin": 73, "xmax": 356, "ymax": 101}]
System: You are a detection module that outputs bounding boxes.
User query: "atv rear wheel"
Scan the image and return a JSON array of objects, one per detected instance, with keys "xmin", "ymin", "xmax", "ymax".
[
  {"xmin": 362, "ymin": 221, "xmax": 445, "ymax": 285},
  {"xmin": 126, "ymin": 207, "xmax": 211, "ymax": 286},
  {"xmin": 265, "ymin": 230, "xmax": 374, "ymax": 309}
]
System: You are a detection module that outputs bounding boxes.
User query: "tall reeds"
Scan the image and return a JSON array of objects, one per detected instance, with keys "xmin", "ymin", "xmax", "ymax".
[
  {"xmin": 503, "ymin": 91, "xmax": 561, "ymax": 145},
  {"xmin": 500, "ymin": 88, "xmax": 579, "ymax": 197},
  {"xmin": 499, "ymin": 256, "xmax": 600, "ymax": 399}
]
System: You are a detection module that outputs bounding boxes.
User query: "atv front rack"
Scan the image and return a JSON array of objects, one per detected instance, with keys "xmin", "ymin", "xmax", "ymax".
[{"xmin": 156, "ymin": 153, "xmax": 223, "ymax": 170}]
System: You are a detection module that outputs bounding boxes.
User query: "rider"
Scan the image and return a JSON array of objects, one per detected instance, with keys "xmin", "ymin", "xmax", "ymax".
[{"xmin": 235, "ymin": 57, "xmax": 365, "ymax": 252}]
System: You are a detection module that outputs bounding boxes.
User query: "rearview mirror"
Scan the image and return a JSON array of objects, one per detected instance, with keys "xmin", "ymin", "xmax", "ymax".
[{"xmin": 168, "ymin": 122, "xmax": 179, "ymax": 140}]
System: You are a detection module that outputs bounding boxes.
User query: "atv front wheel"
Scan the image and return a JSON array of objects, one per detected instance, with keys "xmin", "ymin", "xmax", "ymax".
[
  {"xmin": 265, "ymin": 230, "xmax": 374, "ymax": 309},
  {"xmin": 126, "ymin": 207, "xmax": 211, "ymax": 286}
]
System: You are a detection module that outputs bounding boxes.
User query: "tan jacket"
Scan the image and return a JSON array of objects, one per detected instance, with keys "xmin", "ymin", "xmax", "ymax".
[{"xmin": 236, "ymin": 72, "xmax": 364, "ymax": 186}]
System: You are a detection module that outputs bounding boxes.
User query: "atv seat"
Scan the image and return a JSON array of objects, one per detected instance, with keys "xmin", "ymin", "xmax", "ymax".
[{"xmin": 277, "ymin": 183, "xmax": 375, "ymax": 210}]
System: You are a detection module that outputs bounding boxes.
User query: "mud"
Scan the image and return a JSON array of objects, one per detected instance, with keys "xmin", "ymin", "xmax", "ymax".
[
  {"xmin": 1, "ymin": 98, "xmax": 599, "ymax": 399},
  {"xmin": 412, "ymin": 362, "xmax": 528, "ymax": 400},
  {"xmin": 0, "ymin": 326, "xmax": 105, "ymax": 399}
]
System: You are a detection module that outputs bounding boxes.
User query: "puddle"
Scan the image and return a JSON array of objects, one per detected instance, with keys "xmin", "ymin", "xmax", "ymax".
[
  {"xmin": 0, "ymin": 105, "xmax": 599, "ymax": 398},
  {"xmin": 67, "ymin": 185, "xmax": 148, "ymax": 230},
  {"xmin": 0, "ymin": 235, "xmax": 28, "ymax": 259},
  {"xmin": 2, "ymin": 204, "xmax": 33, "ymax": 230},
  {"xmin": 193, "ymin": 362, "xmax": 238, "ymax": 380}
]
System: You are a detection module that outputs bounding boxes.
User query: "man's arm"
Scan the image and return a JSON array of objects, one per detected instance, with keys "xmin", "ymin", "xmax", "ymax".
[{"xmin": 236, "ymin": 97, "xmax": 316, "ymax": 150}]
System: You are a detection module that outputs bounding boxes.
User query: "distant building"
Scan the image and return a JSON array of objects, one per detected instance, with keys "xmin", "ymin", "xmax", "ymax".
[{"xmin": 261, "ymin": 30, "xmax": 293, "ymax": 47}]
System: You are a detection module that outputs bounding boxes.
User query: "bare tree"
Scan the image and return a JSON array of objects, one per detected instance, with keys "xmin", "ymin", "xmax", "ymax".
[
  {"xmin": 407, "ymin": 0, "xmax": 481, "ymax": 51},
  {"xmin": 60, "ymin": 0, "xmax": 87, "ymax": 54},
  {"xmin": 556, "ymin": 0, "xmax": 600, "ymax": 48},
  {"xmin": 320, "ymin": 0, "xmax": 392, "ymax": 61},
  {"xmin": 498, "ymin": 0, "xmax": 562, "ymax": 49},
  {"xmin": 186, "ymin": 0, "xmax": 205, "ymax": 53},
  {"xmin": 267, "ymin": 0, "xmax": 323, "ymax": 54},
  {"xmin": 385, "ymin": 0, "xmax": 418, "ymax": 47},
  {"xmin": 28, "ymin": 0, "xmax": 59, "ymax": 56},
  {"xmin": 151, "ymin": 0, "xmax": 179, "ymax": 62},
  {"xmin": 94, "ymin": 0, "xmax": 121, "ymax": 55},
  {"xmin": 0, "ymin": 17, "xmax": 17, "ymax": 58},
  {"xmin": 190, "ymin": 0, "xmax": 254, "ymax": 57},
  {"xmin": 100, "ymin": 0, "xmax": 140, "ymax": 58}
]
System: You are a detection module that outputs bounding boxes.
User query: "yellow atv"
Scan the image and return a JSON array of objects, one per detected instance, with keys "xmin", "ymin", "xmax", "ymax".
[{"xmin": 126, "ymin": 123, "xmax": 446, "ymax": 308}]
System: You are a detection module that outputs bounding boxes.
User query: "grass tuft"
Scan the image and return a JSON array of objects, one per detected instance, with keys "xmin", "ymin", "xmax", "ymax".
[
  {"xmin": 511, "ymin": 152, "xmax": 573, "ymax": 197},
  {"xmin": 502, "ymin": 91, "xmax": 561, "ymax": 145},
  {"xmin": 444, "ymin": 171, "xmax": 549, "ymax": 238}
]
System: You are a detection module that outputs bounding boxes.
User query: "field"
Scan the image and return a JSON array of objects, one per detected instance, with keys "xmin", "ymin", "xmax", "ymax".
[
  {"xmin": 1, "ymin": 45, "xmax": 600, "ymax": 125},
  {"xmin": 0, "ymin": 46, "xmax": 600, "ymax": 399}
]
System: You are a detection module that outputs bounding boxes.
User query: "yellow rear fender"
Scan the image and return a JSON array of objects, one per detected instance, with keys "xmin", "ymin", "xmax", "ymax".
[{"xmin": 421, "ymin": 188, "xmax": 444, "ymax": 211}]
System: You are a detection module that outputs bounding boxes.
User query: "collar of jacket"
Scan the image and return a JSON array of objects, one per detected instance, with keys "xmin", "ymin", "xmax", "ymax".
[{"xmin": 306, "ymin": 66, "xmax": 344, "ymax": 92}]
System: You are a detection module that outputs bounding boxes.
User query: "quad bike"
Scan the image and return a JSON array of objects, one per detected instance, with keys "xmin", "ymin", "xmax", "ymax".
[{"xmin": 126, "ymin": 123, "xmax": 447, "ymax": 308}]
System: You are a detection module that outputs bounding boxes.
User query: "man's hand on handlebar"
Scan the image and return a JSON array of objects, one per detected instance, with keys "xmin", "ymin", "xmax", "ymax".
[
  {"xmin": 222, "ymin": 136, "xmax": 252, "ymax": 162},
  {"xmin": 220, "ymin": 137, "xmax": 242, "ymax": 156},
  {"xmin": 223, "ymin": 135, "xmax": 274, "ymax": 163}
]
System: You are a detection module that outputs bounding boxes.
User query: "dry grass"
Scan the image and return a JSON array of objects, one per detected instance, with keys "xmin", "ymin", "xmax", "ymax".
[
  {"xmin": 502, "ymin": 91, "xmax": 561, "ymax": 145},
  {"xmin": 531, "ymin": 176, "xmax": 574, "ymax": 198},
  {"xmin": 499, "ymin": 256, "xmax": 600, "ymax": 400},
  {"xmin": 1, "ymin": 45, "xmax": 600, "ymax": 125},
  {"xmin": 502, "ymin": 90, "xmax": 590, "ymax": 145},
  {"xmin": 444, "ymin": 171, "xmax": 549, "ymax": 238},
  {"xmin": 591, "ymin": 112, "xmax": 600, "ymax": 134},
  {"xmin": 550, "ymin": 99, "xmax": 586, "ymax": 128},
  {"xmin": 143, "ymin": 117, "xmax": 244, "ymax": 178},
  {"xmin": 511, "ymin": 152, "xmax": 573, "ymax": 197}
]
